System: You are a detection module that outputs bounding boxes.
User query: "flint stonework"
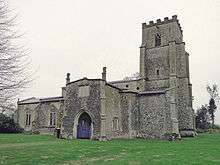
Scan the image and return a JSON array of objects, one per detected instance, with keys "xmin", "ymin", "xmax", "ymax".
[{"xmin": 16, "ymin": 15, "xmax": 196, "ymax": 140}]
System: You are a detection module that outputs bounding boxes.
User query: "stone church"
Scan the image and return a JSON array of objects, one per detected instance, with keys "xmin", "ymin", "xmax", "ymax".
[{"xmin": 16, "ymin": 15, "xmax": 195, "ymax": 140}]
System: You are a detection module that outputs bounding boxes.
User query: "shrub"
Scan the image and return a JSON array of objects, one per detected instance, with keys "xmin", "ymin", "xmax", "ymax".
[
  {"xmin": 212, "ymin": 124, "xmax": 220, "ymax": 130},
  {"xmin": 163, "ymin": 133, "xmax": 180, "ymax": 141},
  {"xmin": 0, "ymin": 113, "xmax": 23, "ymax": 133},
  {"xmin": 195, "ymin": 105, "xmax": 210, "ymax": 130},
  {"xmin": 32, "ymin": 130, "xmax": 40, "ymax": 134},
  {"xmin": 196, "ymin": 128, "xmax": 208, "ymax": 133}
]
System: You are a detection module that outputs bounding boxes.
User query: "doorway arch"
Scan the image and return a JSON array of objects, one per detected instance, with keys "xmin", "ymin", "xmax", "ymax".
[{"xmin": 77, "ymin": 112, "xmax": 92, "ymax": 139}]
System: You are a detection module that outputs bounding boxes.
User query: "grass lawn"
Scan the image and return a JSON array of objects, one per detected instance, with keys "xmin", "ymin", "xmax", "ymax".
[{"xmin": 0, "ymin": 133, "xmax": 220, "ymax": 165}]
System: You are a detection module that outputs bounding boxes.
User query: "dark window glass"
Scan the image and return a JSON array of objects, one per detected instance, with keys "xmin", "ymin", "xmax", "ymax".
[
  {"xmin": 50, "ymin": 113, "xmax": 53, "ymax": 125},
  {"xmin": 157, "ymin": 69, "xmax": 159, "ymax": 75},
  {"xmin": 26, "ymin": 114, "xmax": 31, "ymax": 126},
  {"xmin": 53, "ymin": 113, "xmax": 56, "ymax": 126},
  {"xmin": 26, "ymin": 114, "xmax": 29, "ymax": 125},
  {"xmin": 28, "ymin": 114, "xmax": 31, "ymax": 125}
]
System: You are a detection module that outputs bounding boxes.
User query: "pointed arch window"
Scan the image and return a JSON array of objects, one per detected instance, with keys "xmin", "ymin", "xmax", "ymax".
[
  {"xmin": 25, "ymin": 113, "xmax": 31, "ymax": 126},
  {"xmin": 50, "ymin": 112, "xmax": 56, "ymax": 126},
  {"xmin": 155, "ymin": 33, "xmax": 161, "ymax": 47}
]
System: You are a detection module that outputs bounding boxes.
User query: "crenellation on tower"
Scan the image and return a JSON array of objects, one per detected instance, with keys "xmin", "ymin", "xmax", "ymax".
[
  {"xmin": 172, "ymin": 15, "xmax": 177, "ymax": 20},
  {"xmin": 142, "ymin": 22, "xmax": 146, "ymax": 29},
  {"xmin": 156, "ymin": 19, "xmax": 161, "ymax": 23},
  {"xmin": 140, "ymin": 15, "xmax": 184, "ymax": 50},
  {"xmin": 149, "ymin": 20, "xmax": 154, "ymax": 25},
  {"xmin": 164, "ymin": 17, "xmax": 169, "ymax": 21},
  {"xmin": 142, "ymin": 15, "xmax": 182, "ymax": 35}
]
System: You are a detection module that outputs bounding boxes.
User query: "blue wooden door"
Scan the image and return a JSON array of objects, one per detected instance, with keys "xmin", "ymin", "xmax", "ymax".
[{"xmin": 77, "ymin": 113, "xmax": 91, "ymax": 139}]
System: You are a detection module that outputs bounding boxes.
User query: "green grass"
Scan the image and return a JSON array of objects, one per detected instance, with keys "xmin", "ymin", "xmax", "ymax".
[{"xmin": 0, "ymin": 133, "xmax": 220, "ymax": 165}]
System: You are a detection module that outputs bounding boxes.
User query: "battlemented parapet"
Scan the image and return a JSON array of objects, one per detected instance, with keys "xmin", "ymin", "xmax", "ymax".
[{"xmin": 142, "ymin": 15, "xmax": 182, "ymax": 34}]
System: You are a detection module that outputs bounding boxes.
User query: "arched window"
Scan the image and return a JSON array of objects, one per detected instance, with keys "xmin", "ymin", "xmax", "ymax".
[
  {"xmin": 155, "ymin": 33, "xmax": 161, "ymax": 47},
  {"xmin": 156, "ymin": 69, "xmax": 160, "ymax": 76},
  {"xmin": 25, "ymin": 113, "xmax": 31, "ymax": 126},
  {"xmin": 50, "ymin": 112, "xmax": 56, "ymax": 126}
]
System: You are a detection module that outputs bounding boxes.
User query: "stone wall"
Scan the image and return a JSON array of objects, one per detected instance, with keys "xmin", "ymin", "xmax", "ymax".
[
  {"xmin": 104, "ymin": 85, "xmax": 122, "ymax": 138},
  {"xmin": 176, "ymin": 43, "xmax": 188, "ymax": 78},
  {"xmin": 34, "ymin": 102, "xmax": 63, "ymax": 133},
  {"xmin": 177, "ymin": 78, "xmax": 194, "ymax": 130},
  {"xmin": 120, "ymin": 92, "xmax": 139, "ymax": 138},
  {"xmin": 145, "ymin": 46, "xmax": 170, "ymax": 81},
  {"xmin": 109, "ymin": 79, "xmax": 145, "ymax": 92},
  {"xmin": 17, "ymin": 101, "xmax": 64, "ymax": 133},
  {"xmin": 17, "ymin": 103, "xmax": 39, "ymax": 131},
  {"xmin": 142, "ymin": 17, "xmax": 183, "ymax": 49},
  {"xmin": 175, "ymin": 42, "xmax": 194, "ymax": 131},
  {"xmin": 145, "ymin": 79, "xmax": 170, "ymax": 91},
  {"xmin": 138, "ymin": 93, "xmax": 170, "ymax": 138},
  {"xmin": 61, "ymin": 79, "xmax": 102, "ymax": 139}
]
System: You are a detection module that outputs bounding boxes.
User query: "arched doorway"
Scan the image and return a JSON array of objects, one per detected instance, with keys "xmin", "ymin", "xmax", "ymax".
[{"xmin": 77, "ymin": 112, "xmax": 92, "ymax": 139}]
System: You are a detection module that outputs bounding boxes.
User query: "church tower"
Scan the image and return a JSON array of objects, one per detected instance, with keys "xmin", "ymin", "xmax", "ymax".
[{"xmin": 140, "ymin": 15, "xmax": 194, "ymax": 135}]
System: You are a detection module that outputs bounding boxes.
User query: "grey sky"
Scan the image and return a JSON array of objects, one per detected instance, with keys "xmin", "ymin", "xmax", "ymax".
[{"xmin": 9, "ymin": 0, "xmax": 220, "ymax": 124}]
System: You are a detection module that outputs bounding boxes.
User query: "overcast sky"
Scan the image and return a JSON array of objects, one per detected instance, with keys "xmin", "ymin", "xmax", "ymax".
[{"xmin": 9, "ymin": 0, "xmax": 220, "ymax": 124}]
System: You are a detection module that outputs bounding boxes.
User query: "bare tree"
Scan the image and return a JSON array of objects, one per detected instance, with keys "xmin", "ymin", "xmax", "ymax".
[
  {"xmin": 0, "ymin": 0, "xmax": 32, "ymax": 114},
  {"xmin": 206, "ymin": 84, "xmax": 219, "ymax": 128}
]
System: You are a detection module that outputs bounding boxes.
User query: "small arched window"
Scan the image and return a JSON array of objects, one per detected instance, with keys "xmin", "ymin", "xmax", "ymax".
[
  {"xmin": 155, "ymin": 33, "xmax": 161, "ymax": 47},
  {"xmin": 156, "ymin": 69, "xmax": 160, "ymax": 76}
]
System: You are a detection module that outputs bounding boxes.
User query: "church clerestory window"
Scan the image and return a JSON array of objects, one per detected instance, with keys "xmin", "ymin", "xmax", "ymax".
[
  {"xmin": 50, "ymin": 112, "xmax": 56, "ymax": 126},
  {"xmin": 155, "ymin": 33, "xmax": 161, "ymax": 47}
]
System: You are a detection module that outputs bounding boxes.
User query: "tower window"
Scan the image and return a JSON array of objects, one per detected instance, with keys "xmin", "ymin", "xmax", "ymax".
[
  {"xmin": 126, "ymin": 84, "xmax": 129, "ymax": 88},
  {"xmin": 155, "ymin": 33, "xmax": 161, "ymax": 47},
  {"xmin": 137, "ymin": 87, "xmax": 140, "ymax": 90},
  {"xmin": 156, "ymin": 69, "xmax": 160, "ymax": 75}
]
